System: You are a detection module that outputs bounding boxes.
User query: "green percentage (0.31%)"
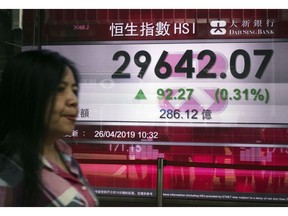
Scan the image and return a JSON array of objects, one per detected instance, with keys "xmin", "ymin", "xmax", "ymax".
[{"xmin": 215, "ymin": 88, "xmax": 270, "ymax": 104}]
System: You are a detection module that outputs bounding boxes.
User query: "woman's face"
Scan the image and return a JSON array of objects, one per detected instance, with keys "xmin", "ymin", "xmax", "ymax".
[{"xmin": 46, "ymin": 67, "xmax": 79, "ymax": 139}]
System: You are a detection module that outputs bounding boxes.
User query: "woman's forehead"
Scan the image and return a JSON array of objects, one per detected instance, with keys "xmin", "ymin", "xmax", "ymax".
[{"xmin": 61, "ymin": 67, "xmax": 76, "ymax": 83}]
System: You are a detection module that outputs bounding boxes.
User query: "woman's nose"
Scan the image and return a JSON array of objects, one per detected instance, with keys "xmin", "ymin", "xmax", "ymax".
[{"xmin": 67, "ymin": 90, "xmax": 78, "ymax": 107}]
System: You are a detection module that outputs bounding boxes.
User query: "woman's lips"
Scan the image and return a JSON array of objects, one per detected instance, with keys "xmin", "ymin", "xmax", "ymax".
[{"xmin": 65, "ymin": 115, "xmax": 77, "ymax": 122}]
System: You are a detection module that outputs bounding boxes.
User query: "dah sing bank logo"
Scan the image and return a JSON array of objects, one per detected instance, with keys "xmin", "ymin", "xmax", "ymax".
[
  {"xmin": 209, "ymin": 19, "xmax": 275, "ymax": 36},
  {"xmin": 210, "ymin": 20, "xmax": 227, "ymax": 35}
]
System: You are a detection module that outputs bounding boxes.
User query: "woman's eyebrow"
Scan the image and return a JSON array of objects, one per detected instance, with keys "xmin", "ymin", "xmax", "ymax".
[{"xmin": 59, "ymin": 81, "xmax": 78, "ymax": 87}]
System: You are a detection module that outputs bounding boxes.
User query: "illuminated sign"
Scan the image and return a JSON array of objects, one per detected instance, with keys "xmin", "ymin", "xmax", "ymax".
[
  {"xmin": 109, "ymin": 21, "xmax": 195, "ymax": 38},
  {"xmin": 44, "ymin": 39, "xmax": 288, "ymax": 127}
]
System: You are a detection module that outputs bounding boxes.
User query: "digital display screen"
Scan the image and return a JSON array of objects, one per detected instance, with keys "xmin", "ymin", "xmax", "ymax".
[
  {"xmin": 23, "ymin": 9, "xmax": 288, "ymax": 205},
  {"xmin": 44, "ymin": 41, "xmax": 288, "ymax": 127},
  {"xmin": 64, "ymin": 125, "xmax": 288, "ymax": 203}
]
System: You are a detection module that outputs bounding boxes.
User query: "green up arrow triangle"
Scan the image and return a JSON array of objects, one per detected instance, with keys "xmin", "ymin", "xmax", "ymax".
[{"xmin": 135, "ymin": 89, "xmax": 147, "ymax": 100}]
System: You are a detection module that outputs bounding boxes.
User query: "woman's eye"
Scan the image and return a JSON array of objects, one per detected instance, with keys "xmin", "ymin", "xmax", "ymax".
[
  {"xmin": 56, "ymin": 86, "xmax": 65, "ymax": 93},
  {"xmin": 73, "ymin": 89, "xmax": 79, "ymax": 96}
]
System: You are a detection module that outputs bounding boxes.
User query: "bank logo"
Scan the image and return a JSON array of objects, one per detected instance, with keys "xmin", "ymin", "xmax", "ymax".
[{"xmin": 210, "ymin": 20, "xmax": 227, "ymax": 35}]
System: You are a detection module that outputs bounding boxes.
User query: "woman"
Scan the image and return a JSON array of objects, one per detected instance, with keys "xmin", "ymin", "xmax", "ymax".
[{"xmin": 0, "ymin": 49, "xmax": 99, "ymax": 206}]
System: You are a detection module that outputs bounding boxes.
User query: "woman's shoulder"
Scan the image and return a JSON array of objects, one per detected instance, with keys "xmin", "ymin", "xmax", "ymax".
[{"xmin": 0, "ymin": 153, "xmax": 24, "ymax": 188}]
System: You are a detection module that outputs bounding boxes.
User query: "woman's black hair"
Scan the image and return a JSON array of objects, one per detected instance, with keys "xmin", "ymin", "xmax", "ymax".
[{"xmin": 0, "ymin": 49, "xmax": 79, "ymax": 206}]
